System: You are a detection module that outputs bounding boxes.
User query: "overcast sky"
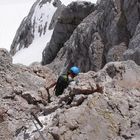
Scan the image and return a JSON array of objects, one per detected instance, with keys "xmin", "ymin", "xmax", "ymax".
[
  {"xmin": 0, "ymin": 0, "xmax": 36, "ymax": 4},
  {"xmin": 0, "ymin": 0, "xmax": 36, "ymax": 50}
]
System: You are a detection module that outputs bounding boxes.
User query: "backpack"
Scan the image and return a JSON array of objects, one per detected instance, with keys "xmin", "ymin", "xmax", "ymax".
[{"xmin": 54, "ymin": 74, "xmax": 70, "ymax": 96}]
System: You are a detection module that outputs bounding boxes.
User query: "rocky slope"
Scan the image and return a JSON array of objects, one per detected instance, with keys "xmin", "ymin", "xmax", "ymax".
[
  {"xmin": 0, "ymin": 48, "xmax": 56, "ymax": 140},
  {"xmin": 0, "ymin": 49, "xmax": 140, "ymax": 140}
]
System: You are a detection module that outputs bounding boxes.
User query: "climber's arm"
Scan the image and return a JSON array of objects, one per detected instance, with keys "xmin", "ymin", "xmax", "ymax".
[{"xmin": 46, "ymin": 82, "xmax": 57, "ymax": 90}]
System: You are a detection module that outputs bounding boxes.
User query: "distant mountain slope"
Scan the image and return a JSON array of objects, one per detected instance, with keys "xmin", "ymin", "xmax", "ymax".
[
  {"xmin": 10, "ymin": 0, "xmax": 63, "ymax": 65},
  {"xmin": 10, "ymin": 0, "xmax": 96, "ymax": 65}
]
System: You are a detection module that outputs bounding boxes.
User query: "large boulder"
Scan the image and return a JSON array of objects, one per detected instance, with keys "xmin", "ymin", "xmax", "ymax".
[{"xmin": 0, "ymin": 48, "xmax": 12, "ymax": 71}]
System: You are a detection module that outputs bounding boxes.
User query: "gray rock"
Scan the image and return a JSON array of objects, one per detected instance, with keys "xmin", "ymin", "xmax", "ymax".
[
  {"xmin": 49, "ymin": 4, "xmax": 65, "ymax": 30},
  {"xmin": 1, "ymin": 0, "xmax": 140, "ymax": 139},
  {"xmin": 1, "ymin": 49, "xmax": 140, "ymax": 140},
  {"xmin": 9, "ymin": 0, "xmax": 140, "ymax": 70},
  {"xmin": 47, "ymin": 0, "xmax": 140, "ymax": 74},
  {"xmin": 123, "ymin": 0, "xmax": 140, "ymax": 36},
  {"xmin": 62, "ymin": 13, "xmax": 104, "ymax": 72},
  {"xmin": 71, "ymin": 94, "xmax": 87, "ymax": 106},
  {"xmin": 107, "ymin": 42, "xmax": 127, "ymax": 62},
  {"xmin": 0, "ymin": 49, "xmax": 56, "ymax": 140},
  {"xmin": 124, "ymin": 23, "xmax": 140, "ymax": 65},
  {"xmin": 42, "ymin": 1, "xmax": 95, "ymax": 65}
]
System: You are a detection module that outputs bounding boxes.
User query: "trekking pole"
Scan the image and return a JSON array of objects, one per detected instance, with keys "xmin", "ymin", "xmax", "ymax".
[
  {"xmin": 46, "ymin": 88, "xmax": 51, "ymax": 103},
  {"xmin": 30, "ymin": 112, "xmax": 43, "ymax": 128},
  {"xmin": 30, "ymin": 113, "xmax": 47, "ymax": 140}
]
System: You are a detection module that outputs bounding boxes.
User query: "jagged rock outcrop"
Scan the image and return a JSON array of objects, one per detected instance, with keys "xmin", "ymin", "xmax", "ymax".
[
  {"xmin": 10, "ymin": 0, "xmax": 64, "ymax": 56},
  {"xmin": 42, "ymin": 1, "xmax": 95, "ymax": 65},
  {"xmin": 46, "ymin": 0, "xmax": 140, "ymax": 73}
]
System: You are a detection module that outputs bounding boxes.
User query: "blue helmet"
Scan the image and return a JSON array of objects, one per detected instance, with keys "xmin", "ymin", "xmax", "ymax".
[{"xmin": 70, "ymin": 66, "xmax": 80, "ymax": 75}]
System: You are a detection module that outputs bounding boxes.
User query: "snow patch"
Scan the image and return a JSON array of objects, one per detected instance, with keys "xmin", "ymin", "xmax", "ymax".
[
  {"xmin": 13, "ymin": 31, "xmax": 53, "ymax": 66},
  {"xmin": 32, "ymin": 0, "xmax": 57, "ymax": 38}
]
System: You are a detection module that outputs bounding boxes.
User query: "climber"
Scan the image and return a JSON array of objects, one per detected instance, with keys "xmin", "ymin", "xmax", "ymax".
[{"xmin": 46, "ymin": 66, "xmax": 80, "ymax": 97}]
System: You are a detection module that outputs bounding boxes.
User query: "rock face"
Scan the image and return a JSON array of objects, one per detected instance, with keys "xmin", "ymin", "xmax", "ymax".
[
  {"xmin": 45, "ymin": 0, "xmax": 140, "ymax": 73},
  {"xmin": 42, "ymin": 1, "xmax": 95, "ymax": 65},
  {"xmin": 0, "ymin": 49, "xmax": 140, "ymax": 140},
  {"xmin": 124, "ymin": 22, "xmax": 140, "ymax": 65},
  {"xmin": 0, "ymin": 49, "xmax": 56, "ymax": 140},
  {"xmin": 10, "ymin": 0, "xmax": 64, "ymax": 56}
]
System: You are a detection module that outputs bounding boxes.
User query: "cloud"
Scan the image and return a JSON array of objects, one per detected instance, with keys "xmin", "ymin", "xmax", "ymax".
[{"xmin": 0, "ymin": 0, "xmax": 36, "ymax": 5}]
